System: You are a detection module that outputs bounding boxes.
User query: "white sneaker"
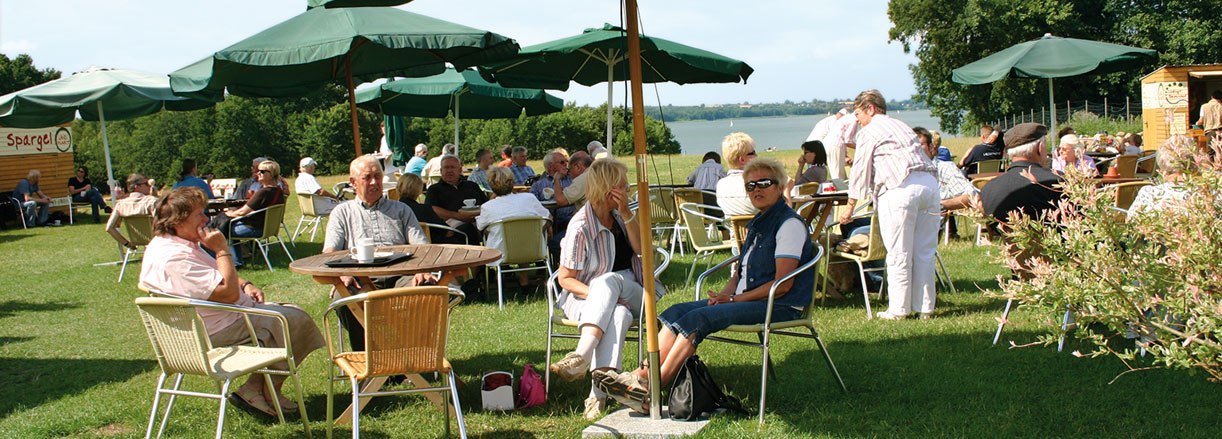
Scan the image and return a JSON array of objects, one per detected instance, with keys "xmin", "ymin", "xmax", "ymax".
[
  {"xmin": 549, "ymin": 352, "xmax": 589, "ymax": 382},
  {"xmin": 583, "ymin": 396, "xmax": 606, "ymax": 420},
  {"xmin": 875, "ymin": 311, "xmax": 909, "ymax": 320}
]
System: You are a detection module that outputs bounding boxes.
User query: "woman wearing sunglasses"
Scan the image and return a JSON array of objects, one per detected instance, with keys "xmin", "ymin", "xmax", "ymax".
[
  {"xmin": 593, "ymin": 157, "xmax": 816, "ymax": 413},
  {"xmin": 217, "ymin": 160, "xmax": 285, "ymax": 267}
]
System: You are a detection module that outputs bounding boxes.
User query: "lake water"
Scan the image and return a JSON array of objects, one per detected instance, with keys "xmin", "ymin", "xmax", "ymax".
[{"xmin": 667, "ymin": 109, "xmax": 943, "ymax": 155}]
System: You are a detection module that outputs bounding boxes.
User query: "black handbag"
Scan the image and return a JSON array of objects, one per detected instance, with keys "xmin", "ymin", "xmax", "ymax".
[{"xmin": 667, "ymin": 355, "xmax": 748, "ymax": 421}]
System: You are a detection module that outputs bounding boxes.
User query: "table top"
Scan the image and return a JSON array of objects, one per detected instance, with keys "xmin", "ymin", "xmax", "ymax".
[
  {"xmin": 791, "ymin": 191, "xmax": 850, "ymax": 203},
  {"xmin": 289, "ymin": 244, "xmax": 501, "ymax": 278},
  {"xmin": 207, "ymin": 198, "xmax": 245, "ymax": 207}
]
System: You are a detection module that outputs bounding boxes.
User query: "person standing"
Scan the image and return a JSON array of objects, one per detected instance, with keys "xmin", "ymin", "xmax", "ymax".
[
  {"xmin": 67, "ymin": 165, "xmax": 112, "ymax": 222},
  {"xmin": 820, "ymin": 107, "xmax": 858, "ymax": 180},
  {"xmin": 839, "ymin": 89, "xmax": 940, "ymax": 320},
  {"xmin": 1196, "ymin": 90, "xmax": 1222, "ymax": 140}
]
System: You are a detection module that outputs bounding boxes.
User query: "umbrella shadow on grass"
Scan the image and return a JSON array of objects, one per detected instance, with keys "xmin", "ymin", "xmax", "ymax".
[
  {"xmin": 0, "ymin": 299, "xmax": 81, "ymax": 319},
  {"xmin": 0, "ymin": 357, "xmax": 156, "ymax": 417}
]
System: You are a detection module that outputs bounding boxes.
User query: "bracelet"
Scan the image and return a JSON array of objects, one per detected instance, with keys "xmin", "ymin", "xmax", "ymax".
[
  {"xmin": 239, "ymin": 281, "xmax": 253, "ymax": 293},
  {"xmin": 215, "ymin": 252, "xmax": 232, "ymax": 259}
]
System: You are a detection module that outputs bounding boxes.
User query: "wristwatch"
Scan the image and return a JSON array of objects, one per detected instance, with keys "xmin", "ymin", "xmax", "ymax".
[{"xmin": 728, "ymin": 295, "xmax": 735, "ymax": 303}]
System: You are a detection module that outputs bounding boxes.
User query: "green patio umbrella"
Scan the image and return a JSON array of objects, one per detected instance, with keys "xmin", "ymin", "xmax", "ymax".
[
  {"xmin": 480, "ymin": 23, "xmax": 752, "ymax": 148},
  {"xmin": 383, "ymin": 114, "xmax": 409, "ymax": 167},
  {"xmin": 170, "ymin": 5, "xmax": 519, "ymax": 157},
  {"xmin": 0, "ymin": 67, "xmax": 213, "ymax": 190},
  {"xmin": 356, "ymin": 68, "xmax": 563, "ymax": 156},
  {"xmin": 952, "ymin": 33, "xmax": 1156, "ymax": 139}
]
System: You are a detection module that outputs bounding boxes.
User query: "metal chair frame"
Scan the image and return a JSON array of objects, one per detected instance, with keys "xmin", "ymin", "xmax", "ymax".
[{"xmin": 227, "ymin": 204, "xmax": 295, "ymax": 271}]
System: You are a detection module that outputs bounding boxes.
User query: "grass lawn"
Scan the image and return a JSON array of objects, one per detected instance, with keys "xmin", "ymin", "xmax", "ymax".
[{"xmin": 1, "ymin": 152, "xmax": 1218, "ymax": 438}]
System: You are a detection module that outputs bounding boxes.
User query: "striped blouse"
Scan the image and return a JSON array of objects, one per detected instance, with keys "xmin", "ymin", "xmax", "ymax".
[
  {"xmin": 556, "ymin": 204, "xmax": 663, "ymax": 314},
  {"xmin": 848, "ymin": 114, "xmax": 937, "ymax": 201}
]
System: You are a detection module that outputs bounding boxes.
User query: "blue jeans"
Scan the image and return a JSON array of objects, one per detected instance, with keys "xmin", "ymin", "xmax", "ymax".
[
  {"xmin": 230, "ymin": 222, "xmax": 260, "ymax": 265},
  {"xmin": 659, "ymin": 299, "xmax": 801, "ymax": 346},
  {"xmin": 22, "ymin": 200, "xmax": 49, "ymax": 226},
  {"xmin": 72, "ymin": 188, "xmax": 107, "ymax": 221}
]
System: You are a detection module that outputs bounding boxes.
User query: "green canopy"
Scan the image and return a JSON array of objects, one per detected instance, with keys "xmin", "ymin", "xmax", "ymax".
[
  {"xmin": 0, "ymin": 67, "xmax": 213, "ymax": 189},
  {"xmin": 307, "ymin": 0, "xmax": 412, "ymax": 9},
  {"xmin": 358, "ymin": 68, "xmax": 562, "ymax": 156},
  {"xmin": 170, "ymin": 5, "xmax": 519, "ymax": 156},
  {"xmin": 383, "ymin": 114, "xmax": 409, "ymax": 168},
  {"xmin": 480, "ymin": 24, "xmax": 752, "ymax": 147},
  {"xmin": 952, "ymin": 33, "xmax": 1156, "ymax": 138}
]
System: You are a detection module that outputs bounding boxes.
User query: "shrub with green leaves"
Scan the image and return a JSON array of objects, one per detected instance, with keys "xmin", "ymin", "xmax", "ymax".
[{"xmin": 996, "ymin": 139, "xmax": 1221, "ymax": 383}]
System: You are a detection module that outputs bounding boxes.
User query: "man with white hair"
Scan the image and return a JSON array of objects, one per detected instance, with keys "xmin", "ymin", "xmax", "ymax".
[
  {"xmin": 981, "ymin": 123, "xmax": 1063, "ymax": 223},
  {"xmin": 14, "ymin": 169, "xmax": 51, "ymax": 226},
  {"xmin": 295, "ymin": 157, "xmax": 340, "ymax": 215},
  {"xmin": 422, "ymin": 143, "xmax": 457, "ymax": 178},
  {"xmin": 404, "ymin": 143, "xmax": 428, "ymax": 176},
  {"xmin": 587, "ymin": 140, "xmax": 610, "ymax": 159}
]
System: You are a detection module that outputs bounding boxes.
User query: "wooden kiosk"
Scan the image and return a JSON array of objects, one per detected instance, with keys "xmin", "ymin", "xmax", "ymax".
[
  {"xmin": 0, "ymin": 125, "xmax": 76, "ymax": 221},
  {"xmin": 1140, "ymin": 64, "xmax": 1222, "ymax": 148}
]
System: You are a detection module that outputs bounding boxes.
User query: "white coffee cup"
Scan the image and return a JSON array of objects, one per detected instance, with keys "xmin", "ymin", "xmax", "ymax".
[
  {"xmin": 350, "ymin": 238, "xmax": 376, "ymax": 263},
  {"xmin": 542, "ymin": 187, "xmax": 555, "ymax": 200},
  {"xmin": 463, "ymin": 198, "xmax": 477, "ymax": 208}
]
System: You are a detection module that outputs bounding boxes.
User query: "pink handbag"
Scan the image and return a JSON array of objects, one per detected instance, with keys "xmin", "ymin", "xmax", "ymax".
[{"xmin": 516, "ymin": 363, "xmax": 546, "ymax": 409}]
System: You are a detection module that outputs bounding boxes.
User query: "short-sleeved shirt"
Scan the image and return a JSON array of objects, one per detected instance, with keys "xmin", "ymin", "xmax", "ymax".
[
  {"xmin": 241, "ymin": 186, "xmax": 284, "ymax": 230},
  {"xmin": 1200, "ymin": 100, "xmax": 1222, "ymax": 132},
  {"xmin": 295, "ymin": 172, "xmax": 324, "ymax": 195},
  {"xmin": 562, "ymin": 172, "xmax": 589, "ymax": 206},
  {"xmin": 510, "ymin": 164, "xmax": 537, "ymax": 185},
  {"xmin": 687, "ymin": 160, "xmax": 727, "ymax": 191},
  {"xmin": 715, "ymin": 170, "xmax": 757, "ymax": 216},
  {"xmin": 557, "ymin": 204, "xmax": 659, "ymax": 317},
  {"xmin": 475, "ymin": 192, "xmax": 550, "ymax": 264},
  {"xmin": 1051, "ymin": 156, "xmax": 1097, "ymax": 176},
  {"xmin": 981, "ymin": 162, "xmax": 1063, "ymax": 223},
  {"xmin": 468, "ymin": 167, "xmax": 491, "ymax": 192},
  {"xmin": 531, "ymin": 173, "xmax": 575, "ymax": 224},
  {"xmin": 425, "ymin": 179, "xmax": 488, "ymax": 213},
  {"xmin": 140, "ymin": 234, "xmax": 255, "ymax": 334},
  {"xmin": 173, "ymin": 175, "xmax": 216, "ymax": 198},
  {"xmin": 737, "ymin": 217, "xmax": 806, "ymax": 293},
  {"xmin": 422, "ymin": 156, "xmax": 445, "ymax": 178},
  {"xmin": 404, "ymin": 156, "xmax": 427, "ymax": 176},
  {"xmin": 933, "ymin": 160, "xmax": 978, "ymax": 201},
  {"xmin": 795, "ymin": 165, "xmax": 829, "ymax": 185},
  {"xmin": 961, "ymin": 143, "xmax": 1004, "ymax": 174},
  {"xmin": 324, "ymin": 196, "xmax": 428, "ymax": 251},
  {"xmin": 106, "ymin": 192, "xmax": 158, "ymax": 236},
  {"xmin": 68, "ymin": 177, "xmax": 93, "ymax": 193},
  {"xmin": 1127, "ymin": 183, "xmax": 1191, "ymax": 221},
  {"xmin": 14, "ymin": 179, "xmax": 38, "ymax": 200}
]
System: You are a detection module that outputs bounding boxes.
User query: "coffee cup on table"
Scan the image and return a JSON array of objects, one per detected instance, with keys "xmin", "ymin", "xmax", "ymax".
[
  {"xmin": 542, "ymin": 188, "xmax": 555, "ymax": 200},
  {"xmin": 463, "ymin": 199, "xmax": 477, "ymax": 208},
  {"xmin": 350, "ymin": 238, "xmax": 376, "ymax": 263}
]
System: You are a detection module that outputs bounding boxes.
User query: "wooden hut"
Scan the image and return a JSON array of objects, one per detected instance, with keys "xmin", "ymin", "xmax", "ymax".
[
  {"xmin": 1, "ymin": 125, "xmax": 75, "ymax": 222},
  {"xmin": 1140, "ymin": 64, "xmax": 1222, "ymax": 149}
]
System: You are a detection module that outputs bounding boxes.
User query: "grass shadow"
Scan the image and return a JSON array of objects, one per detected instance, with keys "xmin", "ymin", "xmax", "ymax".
[
  {"xmin": 0, "ymin": 357, "xmax": 157, "ymax": 416},
  {"xmin": 0, "ymin": 232, "xmax": 34, "ymax": 244},
  {"xmin": 0, "ymin": 300, "xmax": 82, "ymax": 319}
]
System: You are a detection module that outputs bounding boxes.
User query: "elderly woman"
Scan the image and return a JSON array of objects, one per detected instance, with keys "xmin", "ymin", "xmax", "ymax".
[
  {"xmin": 594, "ymin": 157, "xmax": 815, "ymax": 413},
  {"xmin": 548, "ymin": 158, "xmax": 661, "ymax": 420},
  {"xmin": 1051, "ymin": 134, "xmax": 1097, "ymax": 176},
  {"xmin": 396, "ymin": 173, "xmax": 463, "ymax": 244},
  {"xmin": 1128, "ymin": 135, "xmax": 1197, "ymax": 219},
  {"xmin": 476, "ymin": 166, "xmax": 550, "ymax": 263},
  {"xmin": 139, "ymin": 187, "xmax": 324, "ymax": 417},
  {"xmin": 217, "ymin": 160, "xmax": 285, "ymax": 266}
]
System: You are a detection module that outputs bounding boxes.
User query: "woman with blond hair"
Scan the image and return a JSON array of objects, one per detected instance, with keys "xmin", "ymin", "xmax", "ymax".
[
  {"xmin": 219, "ymin": 160, "xmax": 285, "ymax": 266},
  {"xmin": 548, "ymin": 158, "xmax": 662, "ymax": 420}
]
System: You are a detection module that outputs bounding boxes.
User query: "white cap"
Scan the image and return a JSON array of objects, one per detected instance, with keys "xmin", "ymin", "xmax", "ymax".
[
  {"xmin": 587, "ymin": 140, "xmax": 605, "ymax": 152},
  {"xmin": 299, "ymin": 157, "xmax": 318, "ymax": 168}
]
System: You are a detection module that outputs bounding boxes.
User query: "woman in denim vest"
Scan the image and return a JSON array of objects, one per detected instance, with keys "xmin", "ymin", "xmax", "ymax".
[{"xmin": 594, "ymin": 157, "xmax": 815, "ymax": 413}]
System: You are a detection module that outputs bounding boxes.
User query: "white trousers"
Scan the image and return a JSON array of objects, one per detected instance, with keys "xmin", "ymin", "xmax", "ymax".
[
  {"xmin": 877, "ymin": 172, "xmax": 941, "ymax": 315},
  {"xmin": 826, "ymin": 141, "xmax": 848, "ymax": 181},
  {"xmin": 568, "ymin": 270, "xmax": 642, "ymax": 399}
]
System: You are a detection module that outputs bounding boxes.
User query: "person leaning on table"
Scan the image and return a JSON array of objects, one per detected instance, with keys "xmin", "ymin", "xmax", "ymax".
[
  {"xmin": 594, "ymin": 157, "xmax": 816, "ymax": 413},
  {"xmin": 548, "ymin": 158, "xmax": 664, "ymax": 421},
  {"xmin": 138, "ymin": 186, "xmax": 324, "ymax": 418}
]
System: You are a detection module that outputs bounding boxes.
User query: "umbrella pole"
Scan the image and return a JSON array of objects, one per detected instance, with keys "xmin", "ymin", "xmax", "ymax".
[
  {"xmin": 96, "ymin": 101, "xmax": 117, "ymax": 192},
  {"xmin": 454, "ymin": 95, "xmax": 461, "ymax": 156},
  {"xmin": 1048, "ymin": 78, "xmax": 1056, "ymax": 143},
  {"xmin": 607, "ymin": 55, "xmax": 615, "ymax": 150},
  {"xmin": 625, "ymin": 0, "xmax": 662, "ymax": 420},
  {"xmin": 347, "ymin": 59, "xmax": 362, "ymax": 157}
]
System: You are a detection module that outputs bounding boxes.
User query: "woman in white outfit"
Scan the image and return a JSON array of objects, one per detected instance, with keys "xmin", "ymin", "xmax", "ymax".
[{"xmin": 548, "ymin": 158, "xmax": 662, "ymax": 419}]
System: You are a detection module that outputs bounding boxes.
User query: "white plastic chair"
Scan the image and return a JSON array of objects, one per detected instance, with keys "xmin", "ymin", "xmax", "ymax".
[
  {"xmin": 481, "ymin": 216, "xmax": 553, "ymax": 310},
  {"xmin": 228, "ymin": 204, "xmax": 294, "ymax": 271}
]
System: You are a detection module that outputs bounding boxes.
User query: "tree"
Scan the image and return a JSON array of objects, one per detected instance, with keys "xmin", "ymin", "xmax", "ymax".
[
  {"xmin": 0, "ymin": 53, "xmax": 60, "ymax": 95},
  {"xmin": 887, "ymin": 0, "xmax": 1222, "ymax": 134}
]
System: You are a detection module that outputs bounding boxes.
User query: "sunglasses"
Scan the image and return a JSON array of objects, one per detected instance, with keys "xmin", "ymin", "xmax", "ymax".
[
  {"xmin": 744, "ymin": 178, "xmax": 778, "ymax": 192},
  {"xmin": 746, "ymin": 150, "xmax": 757, "ymax": 156},
  {"xmin": 257, "ymin": 169, "xmax": 272, "ymax": 174}
]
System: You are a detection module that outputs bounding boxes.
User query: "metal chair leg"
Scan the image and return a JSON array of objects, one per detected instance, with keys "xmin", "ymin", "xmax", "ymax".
[
  {"xmin": 856, "ymin": 260, "xmax": 873, "ymax": 319},
  {"xmin": 145, "ymin": 373, "xmax": 167, "ymax": 439},
  {"xmin": 215, "ymin": 379, "xmax": 232, "ymax": 439},
  {"xmin": 450, "ymin": 370, "xmax": 468, "ymax": 439},
  {"xmin": 810, "ymin": 326, "xmax": 848, "ymax": 393},
  {"xmin": 993, "ymin": 298, "xmax": 1013, "ymax": 346}
]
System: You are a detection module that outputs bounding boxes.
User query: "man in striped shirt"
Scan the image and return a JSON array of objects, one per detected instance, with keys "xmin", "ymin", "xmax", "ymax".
[{"xmin": 841, "ymin": 89, "xmax": 940, "ymax": 320}]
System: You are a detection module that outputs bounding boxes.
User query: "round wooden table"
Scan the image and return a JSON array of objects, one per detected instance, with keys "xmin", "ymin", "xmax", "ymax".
[{"xmin": 289, "ymin": 243, "xmax": 500, "ymax": 423}]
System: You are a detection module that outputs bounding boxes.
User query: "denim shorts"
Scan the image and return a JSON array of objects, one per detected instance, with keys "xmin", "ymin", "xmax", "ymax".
[{"xmin": 658, "ymin": 299, "xmax": 801, "ymax": 346}]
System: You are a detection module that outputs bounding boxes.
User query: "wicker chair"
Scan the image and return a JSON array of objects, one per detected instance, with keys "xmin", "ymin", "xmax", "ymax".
[
  {"xmin": 323, "ymin": 287, "xmax": 466, "ymax": 439},
  {"xmin": 678, "ymin": 203, "xmax": 733, "ymax": 285},
  {"xmin": 134, "ymin": 296, "xmax": 311, "ymax": 439},
  {"xmin": 695, "ymin": 248, "xmax": 847, "ymax": 426},
  {"xmin": 481, "ymin": 216, "xmax": 553, "ymax": 310},
  {"xmin": 118, "ymin": 214, "xmax": 154, "ymax": 282}
]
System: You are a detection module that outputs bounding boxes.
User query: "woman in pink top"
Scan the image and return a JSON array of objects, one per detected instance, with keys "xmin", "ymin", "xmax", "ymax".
[{"xmin": 138, "ymin": 187, "xmax": 324, "ymax": 417}]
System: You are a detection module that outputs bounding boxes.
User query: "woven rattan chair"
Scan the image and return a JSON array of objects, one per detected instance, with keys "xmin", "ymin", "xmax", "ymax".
[
  {"xmin": 728, "ymin": 214, "xmax": 754, "ymax": 253},
  {"xmin": 678, "ymin": 203, "xmax": 733, "ymax": 285},
  {"xmin": 1114, "ymin": 154, "xmax": 1139, "ymax": 178},
  {"xmin": 292, "ymin": 193, "xmax": 331, "ymax": 243},
  {"xmin": 822, "ymin": 207, "xmax": 887, "ymax": 319},
  {"xmin": 481, "ymin": 216, "xmax": 553, "ymax": 310},
  {"xmin": 544, "ymin": 248, "xmax": 670, "ymax": 393},
  {"xmin": 228, "ymin": 204, "xmax": 294, "ymax": 271},
  {"xmin": 135, "ymin": 296, "xmax": 311, "ymax": 439},
  {"xmin": 695, "ymin": 248, "xmax": 846, "ymax": 425},
  {"xmin": 1112, "ymin": 180, "xmax": 1152, "ymax": 211},
  {"xmin": 118, "ymin": 214, "xmax": 154, "ymax": 282},
  {"xmin": 323, "ymin": 286, "xmax": 466, "ymax": 439},
  {"xmin": 670, "ymin": 188, "xmax": 715, "ymax": 255}
]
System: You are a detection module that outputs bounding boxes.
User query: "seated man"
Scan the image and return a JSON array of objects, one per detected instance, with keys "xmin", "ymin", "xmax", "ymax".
[
  {"xmin": 231, "ymin": 157, "xmax": 265, "ymax": 200},
  {"xmin": 687, "ymin": 151, "xmax": 727, "ymax": 197},
  {"xmin": 980, "ymin": 123, "xmax": 1063, "ymax": 279},
  {"xmin": 422, "ymin": 143, "xmax": 457, "ymax": 180},
  {"xmin": 14, "ymin": 170, "xmax": 51, "ymax": 226},
  {"xmin": 531, "ymin": 149, "xmax": 574, "ymax": 219},
  {"xmin": 404, "ymin": 143, "xmax": 429, "ymax": 176},
  {"xmin": 294, "ymin": 157, "xmax": 340, "ymax": 215},
  {"xmin": 916, "ymin": 127, "xmax": 978, "ymax": 211},
  {"xmin": 396, "ymin": 173, "xmax": 464, "ymax": 244},
  {"xmin": 509, "ymin": 146, "xmax": 537, "ymax": 185},
  {"xmin": 959, "ymin": 124, "xmax": 1005, "ymax": 175},
  {"xmin": 425, "ymin": 155, "xmax": 487, "ymax": 244},
  {"xmin": 324, "ymin": 155, "xmax": 433, "ymax": 350},
  {"xmin": 467, "ymin": 148, "xmax": 495, "ymax": 192},
  {"xmin": 587, "ymin": 140, "xmax": 610, "ymax": 160},
  {"xmin": 67, "ymin": 166, "xmax": 112, "ymax": 222},
  {"xmin": 106, "ymin": 173, "xmax": 159, "ymax": 249}
]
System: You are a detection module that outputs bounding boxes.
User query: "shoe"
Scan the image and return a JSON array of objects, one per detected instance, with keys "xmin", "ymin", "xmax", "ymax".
[
  {"xmin": 919, "ymin": 312, "xmax": 935, "ymax": 320},
  {"xmin": 549, "ymin": 352, "xmax": 590, "ymax": 382},
  {"xmin": 593, "ymin": 370, "xmax": 650, "ymax": 414},
  {"xmin": 875, "ymin": 311, "xmax": 908, "ymax": 320},
  {"xmin": 583, "ymin": 396, "xmax": 606, "ymax": 420},
  {"xmin": 104, "ymin": 206, "xmax": 113, "ymax": 214},
  {"xmin": 229, "ymin": 387, "xmax": 277, "ymax": 418}
]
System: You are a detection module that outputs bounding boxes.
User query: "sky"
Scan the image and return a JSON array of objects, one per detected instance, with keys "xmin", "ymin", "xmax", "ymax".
[{"xmin": 0, "ymin": 0, "xmax": 919, "ymax": 107}]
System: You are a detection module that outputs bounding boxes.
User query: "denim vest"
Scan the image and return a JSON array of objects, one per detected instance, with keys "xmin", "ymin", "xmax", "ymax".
[{"xmin": 741, "ymin": 199, "xmax": 815, "ymax": 309}]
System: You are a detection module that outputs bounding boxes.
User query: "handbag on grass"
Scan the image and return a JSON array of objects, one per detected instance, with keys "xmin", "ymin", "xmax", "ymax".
[{"xmin": 667, "ymin": 355, "xmax": 748, "ymax": 421}]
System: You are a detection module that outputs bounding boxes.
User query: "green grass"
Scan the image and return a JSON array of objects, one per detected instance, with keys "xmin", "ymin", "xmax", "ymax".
[{"xmin": 1, "ymin": 160, "xmax": 1218, "ymax": 438}]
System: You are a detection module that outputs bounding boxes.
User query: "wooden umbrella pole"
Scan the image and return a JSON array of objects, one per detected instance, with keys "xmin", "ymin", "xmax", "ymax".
[
  {"xmin": 625, "ymin": 0, "xmax": 662, "ymax": 420},
  {"xmin": 346, "ymin": 56, "xmax": 362, "ymax": 157}
]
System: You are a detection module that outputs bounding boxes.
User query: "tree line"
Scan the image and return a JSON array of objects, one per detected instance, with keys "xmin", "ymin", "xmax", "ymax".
[{"xmin": 644, "ymin": 99, "xmax": 927, "ymax": 122}]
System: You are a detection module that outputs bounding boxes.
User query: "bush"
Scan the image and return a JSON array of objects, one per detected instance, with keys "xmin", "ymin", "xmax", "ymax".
[
  {"xmin": 996, "ymin": 140, "xmax": 1222, "ymax": 382},
  {"xmin": 1062, "ymin": 111, "xmax": 1141, "ymax": 137}
]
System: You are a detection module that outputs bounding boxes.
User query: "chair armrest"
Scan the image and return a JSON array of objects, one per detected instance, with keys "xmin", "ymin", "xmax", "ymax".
[
  {"xmin": 678, "ymin": 203, "xmax": 726, "ymax": 223},
  {"xmin": 694, "ymin": 255, "xmax": 741, "ymax": 300},
  {"xmin": 144, "ymin": 286, "xmax": 293, "ymax": 356},
  {"xmin": 760, "ymin": 245, "xmax": 824, "ymax": 328}
]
